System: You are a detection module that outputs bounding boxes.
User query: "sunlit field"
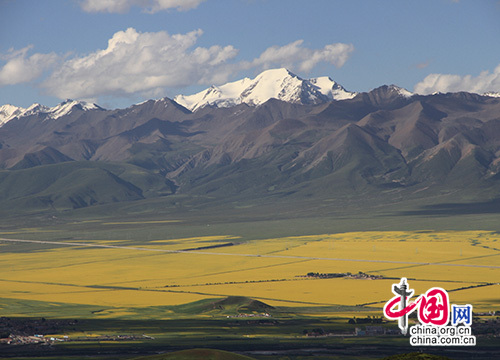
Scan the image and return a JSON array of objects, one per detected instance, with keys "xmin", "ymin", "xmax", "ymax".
[{"xmin": 1, "ymin": 230, "xmax": 499, "ymax": 317}]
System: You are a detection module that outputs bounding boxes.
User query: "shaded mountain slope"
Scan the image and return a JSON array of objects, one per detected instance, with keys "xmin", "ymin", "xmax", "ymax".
[
  {"xmin": 2, "ymin": 83, "xmax": 500, "ymax": 214},
  {"xmin": 0, "ymin": 161, "xmax": 174, "ymax": 212}
]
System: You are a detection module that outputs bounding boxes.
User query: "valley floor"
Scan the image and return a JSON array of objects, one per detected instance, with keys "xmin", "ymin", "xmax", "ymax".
[{"xmin": 1, "ymin": 208, "xmax": 500, "ymax": 359}]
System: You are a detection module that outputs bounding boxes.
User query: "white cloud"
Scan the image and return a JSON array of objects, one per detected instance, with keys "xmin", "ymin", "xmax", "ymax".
[
  {"xmin": 80, "ymin": 0, "xmax": 132, "ymax": 13},
  {"xmin": 248, "ymin": 40, "xmax": 354, "ymax": 73},
  {"xmin": 1, "ymin": 27, "xmax": 354, "ymax": 103},
  {"xmin": 41, "ymin": 28, "xmax": 354, "ymax": 101},
  {"xmin": 0, "ymin": 46, "xmax": 58, "ymax": 86},
  {"xmin": 414, "ymin": 65, "xmax": 500, "ymax": 95},
  {"xmin": 79, "ymin": 0, "xmax": 205, "ymax": 13},
  {"xmin": 148, "ymin": 0, "xmax": 205, "ymax": 12},
  {"xmin": 41, "ymin": 28, "xmax": 239, "ymax": 100}
]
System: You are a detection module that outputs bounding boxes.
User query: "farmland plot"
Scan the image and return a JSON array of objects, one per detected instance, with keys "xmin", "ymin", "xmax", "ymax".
[{"xmin": 1, "ymin": 231, "xmax": 499, "ymax": 317}]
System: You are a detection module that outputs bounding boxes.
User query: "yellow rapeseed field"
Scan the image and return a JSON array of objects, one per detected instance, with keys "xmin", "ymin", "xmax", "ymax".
[{"xmin": 0, "ymin": 231, "xmax": 499, "ymax": 315}]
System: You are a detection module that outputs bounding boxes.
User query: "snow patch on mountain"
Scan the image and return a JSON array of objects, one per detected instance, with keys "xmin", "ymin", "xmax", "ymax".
[
  {"xmin": 387, "ymin": 85, "xmax": 414, "ymax": 98},
  {"xmin": 0, "ymin": 104, "xmax": 25, "ymax": 125},
  {"xmin": 174, "ymin": 68, "xmax": 356, "ymax": 111},
  {"xmin": 0, "ymin": 100, "xmax": 104, "ymax": 126},
  {"xmin": 25, "ymin": 103, "xmax": 50, "ymax": 115},
  {"xmin": 308, "ymin": 76, "xmax": 356, "ymax": 100},
  {"xmin": 47, "ymin": 100, "xmax": 101, "ymax": 120},
  {"xmin": 483, "ymin": 91, "xmax": 500, "ymax": 98}
]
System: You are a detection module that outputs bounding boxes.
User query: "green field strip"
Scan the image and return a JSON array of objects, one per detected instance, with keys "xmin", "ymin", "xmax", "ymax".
[{"xmin": 357, "ymin": 282, "xmax": 497, "ymax": 307}]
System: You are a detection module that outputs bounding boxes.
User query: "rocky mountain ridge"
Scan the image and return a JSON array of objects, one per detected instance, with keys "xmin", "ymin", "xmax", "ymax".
[
  {"xmin": 174, "ymin": 68, "xmax": 357, "ymax": 111},
  {"xmin": 1, "ymin": 71, "xmax": 500, "ymax": 213}
]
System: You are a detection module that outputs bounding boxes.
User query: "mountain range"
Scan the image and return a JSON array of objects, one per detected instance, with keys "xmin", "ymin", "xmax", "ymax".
[
  {"xmin": 1, "ymin": 68, "xmax": 500, "ymax": 215},
  {"xmin": 174, "ymin": 68, "xmax": 357, "ymax": 111}
]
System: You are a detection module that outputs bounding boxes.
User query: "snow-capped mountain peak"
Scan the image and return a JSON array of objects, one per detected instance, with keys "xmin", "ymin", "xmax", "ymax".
[
  {"xmin": 25, "ymin": 103, "xmax": 50, "ymax": 116},
  {"xmin": 0, "ymin": 100, "xmax": 104, "ymax": 126},
  {"xmin": 309, "ymin": 76, "xmax": 356, "ymax": 100},
  {"xmin": 387, "ymin": 85, "xmax": 414, "ymax": 98},
  {"xmin": 240, "ymin": 68, "xmax": 311, "ymax": 105},
  {"xmin": 47, "ymin": 99, "xmax": 100, "ymax": 119},
  {"xmin": 483, "ymin": 91, "xmax": 500, "ymax": 98},
  {"xmin": 174, "ymin": 68, "xmax": 357, "ymax": 111},
  {"xmin": 0, "ymin": 104, "xmax": 26, "ymax": 125}
]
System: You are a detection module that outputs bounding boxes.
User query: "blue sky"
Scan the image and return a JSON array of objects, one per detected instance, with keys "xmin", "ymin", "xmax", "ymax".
[{"xmin": 1, "ymin": 0, "xmax": 500, "ymax": 109}]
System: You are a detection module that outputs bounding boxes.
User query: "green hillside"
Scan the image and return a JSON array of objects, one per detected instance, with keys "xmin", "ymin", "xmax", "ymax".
[
  {"xmin": 0, "ymin": 161, "xmax": 174, "ymax": 212},
  {"xmin": 171, "ymin": 296, "xmax": 275, "ymax": 316},
  {"xmin": 133, "ymin": 348, "xmax": 256, "ymax": 360}
]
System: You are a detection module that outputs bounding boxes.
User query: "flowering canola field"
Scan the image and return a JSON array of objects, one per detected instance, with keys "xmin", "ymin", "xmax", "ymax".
[{"xmin": 1, "ymin": 231, "xmax": 499, "ymax": 317}]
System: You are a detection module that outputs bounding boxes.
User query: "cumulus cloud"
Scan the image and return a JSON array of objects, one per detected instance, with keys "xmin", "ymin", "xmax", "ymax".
[
  {"xmin": 248, "ymin": 40, "xmax": 354, "ymax": 73},
  {"xmin": 79, "ymin": 0, "xmax": 205, "ymax": 13},
  {"xmin": 0, "ymin": 46, "xmax": 58, "ymax": 86},
  {"xmin": 41, "ymin": 28, "xmax": 239, "ymax": 99},
  {"xmin": 1, "ymin": 27, "xmax": 354, "ymax": 103},
  {"xmin": 39, "ymin": 28, "xmax": 354, "ymax": 101},
  {"xmin": 414, "ymin": 65, "xmax": 500, "ymax": 95}
]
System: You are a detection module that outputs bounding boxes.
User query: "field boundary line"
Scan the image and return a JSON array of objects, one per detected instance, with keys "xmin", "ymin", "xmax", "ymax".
[{"xmin": 2, "ymin": 237, "xmax": 500, "ymax": 269}]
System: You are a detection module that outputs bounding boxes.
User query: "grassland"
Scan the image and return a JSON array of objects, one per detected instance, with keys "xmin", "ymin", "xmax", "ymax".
[{"xmin": 1, "ymin": 206, "xmax": 500, "ymax": 360}]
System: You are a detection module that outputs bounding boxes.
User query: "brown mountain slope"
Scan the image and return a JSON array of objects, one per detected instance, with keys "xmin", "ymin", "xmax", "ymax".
[{"xmin": 1, "ymin": 89, "xmax": 500, "ymax": 212}]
